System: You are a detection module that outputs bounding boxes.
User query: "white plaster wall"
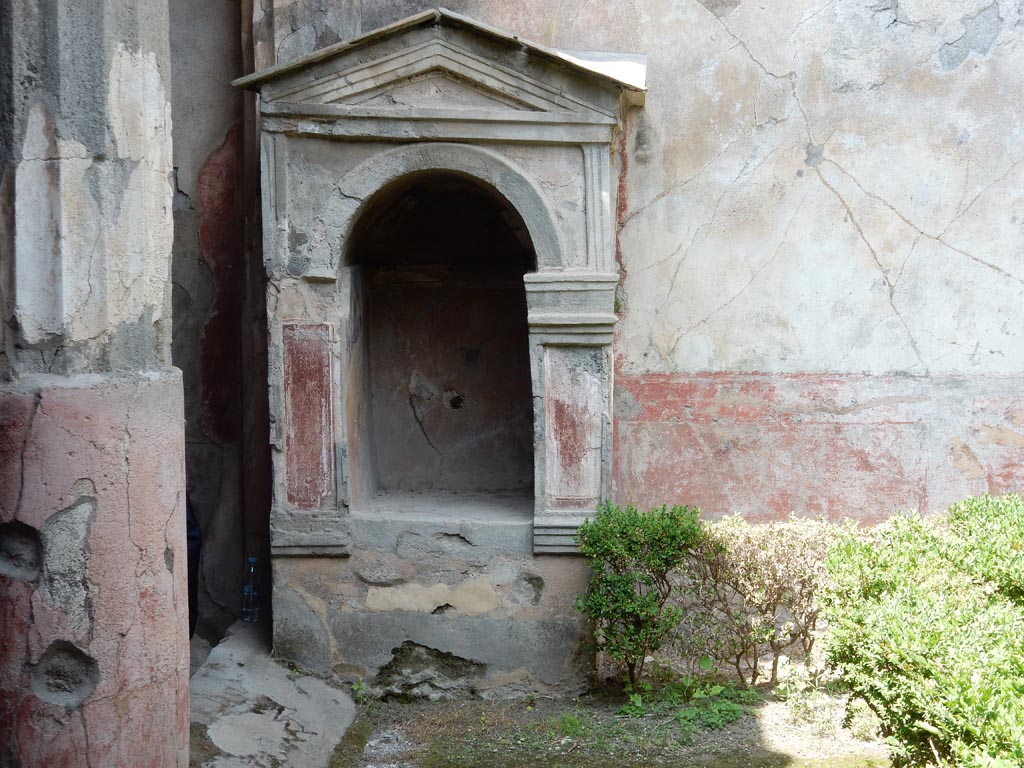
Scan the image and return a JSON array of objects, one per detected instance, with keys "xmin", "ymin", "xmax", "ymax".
[
  {"xmin": 343, "ymin": 0, "xmax": 1024, "ymax": 377},
  {"xmin": 6, "ymin": 30, "xmax": 174, "ymax": 371}
]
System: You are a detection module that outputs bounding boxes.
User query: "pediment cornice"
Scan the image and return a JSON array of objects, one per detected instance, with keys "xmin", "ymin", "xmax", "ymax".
[{"xmin": 235, "ymin": 8, "xmax": 645, "ymax": 134}]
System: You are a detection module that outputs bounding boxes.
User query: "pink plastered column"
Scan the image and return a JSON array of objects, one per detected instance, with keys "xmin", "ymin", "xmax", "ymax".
[{"xmin": 0, "ymin": 371, "xmax": 188, "ymax": 768}]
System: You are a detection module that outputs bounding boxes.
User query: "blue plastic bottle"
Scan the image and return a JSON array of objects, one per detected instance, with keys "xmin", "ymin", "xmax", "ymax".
[{"xmin": 241, "ymin": 556, "xmax": 260, "ymax": 622}]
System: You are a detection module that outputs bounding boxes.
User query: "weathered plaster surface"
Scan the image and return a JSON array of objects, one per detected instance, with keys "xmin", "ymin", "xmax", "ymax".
[
  {"xmin": 0, "ymin": 372, "xmax": 188, "ymax": 767},
  {"xmin": 545, "ymin": 347, "xmax": 606, "ymax": 511},
  {"xmin": 334, "ymin": 0, "xmax": 1023, "ymax": 377},
  {"xmin": 615, "ymin": 372, "xmax": 1024, "ymax": 518},
  {"xmin": 365, "ymin": 264, "xmax": 534, "ymax": 495},
  {"xmin": 273, "ymin": 0, "xmax": 362, "ymax": 66},
  {"xmin": 640, "ymin": 1, "xmax": 1020, "ymax": 377},
  {"xmin": 283, "ymin": 323, "xmax": 335, "ymax": 509},
  {"xmin": 2, "ymin": 2, "xmax": 188, "ymax": 762},
  {"xmin": 244, "ymin": 0, "xmax": 1024, "ymax": 487},
  {"xmin": 303, "ymin": 0, "xmax": 1024, "ymax": 513},
  {"xmin": 3, "ymin": 26, "xmax": 175, "ymax": 375},
  {"xmin": 169, "ymin": 0, "xmax": 246, "ymax": 640},
  {"xmin": 260, "ymin": 131, "xmax": 617, "ymax": 537},
  {"xmin": 273, "ymin": 540, "xmax": 591, "ymax": 694}
]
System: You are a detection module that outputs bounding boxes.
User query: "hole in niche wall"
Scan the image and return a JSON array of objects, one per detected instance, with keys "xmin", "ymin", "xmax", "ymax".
[
  {"xmin": 444, "ymin": 391, "xmax": 465, "ymax": 410},
  {"xmin": 347, "ymin": 170, "xmax": 535, "ymax": 504}
]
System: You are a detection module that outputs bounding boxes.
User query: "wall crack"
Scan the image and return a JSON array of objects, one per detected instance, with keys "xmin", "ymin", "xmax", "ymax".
[
  {"xmin": 14, "ymin": 392, "xmax": 42, "ymax": 519},
  {"xmin": 813, "ymin": 167, "xmax": 928, "ymax": 373}
]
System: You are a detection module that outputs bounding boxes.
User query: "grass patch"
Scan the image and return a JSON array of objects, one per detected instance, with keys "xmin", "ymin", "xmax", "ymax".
[
  {"xmin": 404, "ymin": 680, "xmax": 764, "ymax": 767},
  {"xmin": 361, "ymin": 686, "xmax": 888, "ymax": 768}
]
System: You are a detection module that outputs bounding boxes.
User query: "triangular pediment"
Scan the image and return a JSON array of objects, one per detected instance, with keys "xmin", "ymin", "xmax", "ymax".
[
  {"xmin": 269, "ymin": 39, "xmax": 583, "ymax": 116},
  {"xmin": 235, "ymin": 9, "xmax": 646, "ymax": 122},
  {"xmin": 350, "ymin": 70, "xmax": 541, "ymax": 112}
]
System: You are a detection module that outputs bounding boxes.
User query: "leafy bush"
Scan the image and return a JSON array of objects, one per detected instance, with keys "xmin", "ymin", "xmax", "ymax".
[
  {"xmin": 823, "ymin": 499, "xmax": 1024, "ymax": 767},
  {"xmin": 672, "ymin": 515, "xmax": 833, "ymax": 686},
  {"xmin": 774, "ymin": 656, "xmax": 876, "ymax": 739},
  {"xmin": 575, "ymin": 502, "xmax": 705, "ymax": 686},
  {"xmin": 944, "ymin": 493, "xmax": 1024, "ymax": 601}
]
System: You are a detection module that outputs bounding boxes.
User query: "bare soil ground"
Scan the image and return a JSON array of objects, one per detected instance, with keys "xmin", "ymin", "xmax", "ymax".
[{"xmin": 339, "ymin": 687, "xmax": 890, "ymax": 768}]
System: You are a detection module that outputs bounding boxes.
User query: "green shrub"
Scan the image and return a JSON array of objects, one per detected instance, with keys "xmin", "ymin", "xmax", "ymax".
[
  {"xmin": 945, "ymin": 493, "xmax": 1024, "ymax": 602},
  {"xmin": 823, "ymin": 500, "xmax": 1024, "ymax": 767},
  {"xmin": 673, "ymin": 515, "xmax": 833, "ymax": 686},
  {"xmin": 575, "ymin": 502, "xmax": 705, "ymax": 687}
]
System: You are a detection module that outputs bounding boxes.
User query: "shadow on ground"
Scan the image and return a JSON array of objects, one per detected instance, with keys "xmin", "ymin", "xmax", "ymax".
[{"xmin": 339, "ymin": 692, "xmax": 888, "ymax": 768}]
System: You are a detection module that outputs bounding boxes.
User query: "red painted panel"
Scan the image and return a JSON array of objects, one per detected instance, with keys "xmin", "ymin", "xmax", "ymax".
[
  {"xmin": 283, "ymin": 323, "xmax": 335, "ymax": 509},
  {"xmin": 545, "ymin": 348, "xmax": 604, "ymax": 510},
  {"xmin": 613, "ymin": 372, "xmax": 1024, "ymax": 521}
]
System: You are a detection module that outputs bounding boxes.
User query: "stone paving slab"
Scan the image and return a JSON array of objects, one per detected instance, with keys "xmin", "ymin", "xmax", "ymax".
[{"xmin": 190, "ymin": 621, "xmax": 356, "ymax": 767}]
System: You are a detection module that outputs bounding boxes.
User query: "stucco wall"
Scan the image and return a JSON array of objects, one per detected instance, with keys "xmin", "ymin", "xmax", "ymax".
[
  {"xmin": 253, "ymin": 0, "xmax": 1023, "ymax": 518},
  {"xmin": 170, "ymin": 0, "xmax": 247, "ymax": 638},
  {"xmin": 1, "ymin": 373, "xmax": 189, "ymax": 767},
  {"xmin": 1, "ymin": 0, "xmax": 176, "ymax": 378},
  {"xmin": 1, "ymin": 0, "xmax": 189, "ymax": 762}
]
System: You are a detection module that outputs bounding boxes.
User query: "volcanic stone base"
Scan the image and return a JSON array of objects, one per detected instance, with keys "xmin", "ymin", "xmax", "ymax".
[{"xmin": 271, "ymin": 505, "xmax": 592, "ymax": 699}]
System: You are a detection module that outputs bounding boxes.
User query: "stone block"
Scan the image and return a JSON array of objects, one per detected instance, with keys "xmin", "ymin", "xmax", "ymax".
[{"xmin": 272, "ymin": 545, "xmax": 591, "ymax": 694}]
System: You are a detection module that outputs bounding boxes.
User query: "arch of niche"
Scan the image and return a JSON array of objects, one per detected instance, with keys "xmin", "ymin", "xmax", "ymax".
[{"xmin": 237, "ymin": 8, "xmax": 646, "ymax": 556}]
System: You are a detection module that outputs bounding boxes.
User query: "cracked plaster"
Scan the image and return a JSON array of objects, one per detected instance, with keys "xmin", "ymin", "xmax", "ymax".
[
  {"xmin": 243, "ymin": 0, "xmax": 1024, "ymax": 696},
  {"xmin": 297, "ymin": 1, "xmax": 1024, "ymax": 376},
  {"xmin": 8, "ymin": 47, "xmax": 174, "ymax": 372},
  {"xmin": 612, "ymin": 0, "xmax": 1023, "ymax": 375},
  {"xmin": 1, "ymin": 372, "xmax": 188, "ymax": 766},
  {"xmin": 1, "ymin": 3, "xmax": 187, "ymax": 764}
]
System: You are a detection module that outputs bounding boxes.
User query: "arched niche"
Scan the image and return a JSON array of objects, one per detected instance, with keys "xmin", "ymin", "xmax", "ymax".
[
  {"xmin": 345, "ymin": 168, "xmax": 536, "ymax": 511},
  {"xmin": 338, "ymin": 143, "xmax": 560, "ymax": 272},
  {"xmin": 239, "ymin": 9, "xmax": 645, "ymax": 555}
]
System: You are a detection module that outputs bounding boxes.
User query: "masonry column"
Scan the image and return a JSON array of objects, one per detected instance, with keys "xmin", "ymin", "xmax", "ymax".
[{"xmin": 0, "ymin": 1, "xmax": 188, "ymax": 766}]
